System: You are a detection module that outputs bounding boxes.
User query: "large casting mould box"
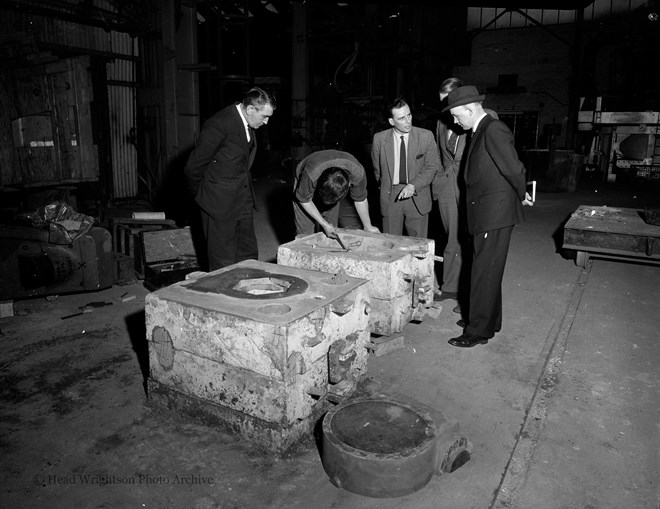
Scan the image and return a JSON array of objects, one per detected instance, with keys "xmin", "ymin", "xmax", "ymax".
[
  {"xmin": 277, "ymin": 229, "xmax": 434, "ymax": 335},
  {"xmin": 145, "ymin": 259, "xmax": 371, "ymax": 452}
]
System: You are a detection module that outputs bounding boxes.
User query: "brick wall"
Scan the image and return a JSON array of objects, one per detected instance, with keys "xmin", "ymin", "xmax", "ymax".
[{"xmin": 454, "ymin": 24, "xmax": 575, "ymax": 149}]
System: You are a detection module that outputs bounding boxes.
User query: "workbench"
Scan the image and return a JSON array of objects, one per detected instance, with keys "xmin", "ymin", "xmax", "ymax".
[{"xmin": 563, "ymin": 205, "xmax": 660, "ymax": 267}]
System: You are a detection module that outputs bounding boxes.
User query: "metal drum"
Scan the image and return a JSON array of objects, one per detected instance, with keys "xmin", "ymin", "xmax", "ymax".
[{"xmin": 321, "ymin": 396, "xmax": 466, "ymax": 498}]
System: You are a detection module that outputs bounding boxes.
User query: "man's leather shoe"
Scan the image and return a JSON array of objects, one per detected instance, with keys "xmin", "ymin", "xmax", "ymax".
[
  {"xmin": 433, "ymin": 291, "xmax": 458, "ymax": 302},
  {"xmin": 448, "ymin": 334, "xmax": 490, "ymax": 348},
  {"xmin": 457, "ymin": 319, "xmax": 466, "ymax": 328},
  {"xmin": 453, "ymin": 304, "xmax": 462, "ymax": 314}
]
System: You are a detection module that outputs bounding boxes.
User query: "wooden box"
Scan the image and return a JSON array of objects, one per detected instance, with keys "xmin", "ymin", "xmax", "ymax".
[{"xmin": 141, "ymin": 228, "xmax": 200, "ymax": 291}]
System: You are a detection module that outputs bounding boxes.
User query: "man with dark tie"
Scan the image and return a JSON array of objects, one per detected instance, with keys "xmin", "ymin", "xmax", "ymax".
[
  {"xmin": 184, "ymin": 87, "xmax": 276, "ymax": 271},
  {"xmin": 371, "ymin": 98, "xmax": 439, "ymax": 237},
  {"xmin": 433, "ymin": 77, "xmax": 500, "ymax": 305},
  {"xmin": 443, "ymin": 85, "xmax": 532, "ymax": 348}
]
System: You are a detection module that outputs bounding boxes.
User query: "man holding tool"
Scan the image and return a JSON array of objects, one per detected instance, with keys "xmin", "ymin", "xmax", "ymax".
[{"xmin": 293, "ymin": 149, "xmax": 380, "ymax": 239}]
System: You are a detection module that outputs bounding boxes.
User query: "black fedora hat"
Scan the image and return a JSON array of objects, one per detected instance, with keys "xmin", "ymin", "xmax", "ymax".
[{"xmin": 442, "ymin": 85, "xmax": 485, "ymax": 112}]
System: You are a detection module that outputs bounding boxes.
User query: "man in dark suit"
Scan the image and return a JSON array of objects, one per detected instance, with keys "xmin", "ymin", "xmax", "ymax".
[
  {"xmin": 371, "ymin": 98, "xmax": 439, "ymax": 238},
  {"xmin": 185, "ymin": 87, "xmax": 276, "ymax": 271},
  {"xmin": 444, "ymin": 85, "xmax": 532, "ymax": 348},
  {"xmin": 433, "ymin": 77, "xmax": 500, "ymax": 306}
]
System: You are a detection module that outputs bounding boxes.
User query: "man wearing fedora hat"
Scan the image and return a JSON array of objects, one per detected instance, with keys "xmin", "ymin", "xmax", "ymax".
[
  {"xmin": 443, "ymin": 85, "xmax": 532, "ymax": 348},
  {"xmin": 432, "ymin": 77, "xmax": 500, "ymax": 306}
]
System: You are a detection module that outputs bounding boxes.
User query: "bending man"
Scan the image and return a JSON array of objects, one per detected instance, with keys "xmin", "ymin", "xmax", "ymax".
[{"xmin": 293, "ymin": 149, "xmax": 380, "ymax": 237}]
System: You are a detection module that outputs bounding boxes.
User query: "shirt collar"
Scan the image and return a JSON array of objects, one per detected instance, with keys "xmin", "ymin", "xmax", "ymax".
[
  {"xmin": 472, "ymin": 112, "xmax": 489, "ymax": 133},
  {"xmin": 236, "ymin": 104, "xmax": 250, "ymax": 140},
  {"xmin": 393, "ymin": 129, "xmax": 409, "ymax": 140}
]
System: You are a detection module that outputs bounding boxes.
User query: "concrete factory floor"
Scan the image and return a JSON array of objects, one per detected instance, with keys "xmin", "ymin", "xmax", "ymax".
[{"xmin": 1, "ymin": 176, "xmax": 659, "ymax": 509}]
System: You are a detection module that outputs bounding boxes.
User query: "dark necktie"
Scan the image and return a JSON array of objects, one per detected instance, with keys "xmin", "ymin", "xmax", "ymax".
[
  {"xmin": 248, "ymin": 128, "xmax": 255, "ymax": 150},
  {"xmin": 399, "ymin": 135, "xmax": 407, "ymax": 184},
  {"xmin": 448, "ymin": 130, "xmax": 458, "ymax": 156}
]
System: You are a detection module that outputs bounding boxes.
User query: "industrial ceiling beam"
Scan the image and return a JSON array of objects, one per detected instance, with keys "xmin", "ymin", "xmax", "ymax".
[
  {"xmin": 0, "ymin": 0, "xmax": 156, "ymax": 35},
  {"xmin": 470, "ymin": 6, "xmax": 573, "ymax": 46},
  {"xmin": 308, "ymin": 0, "xmax": 594, "ymax": 8}
]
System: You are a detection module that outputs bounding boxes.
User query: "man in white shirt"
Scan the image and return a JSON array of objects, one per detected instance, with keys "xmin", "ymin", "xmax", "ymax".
[{"xmin": 371, "ymin": 98, "xmax": 439, "ymax": 237}]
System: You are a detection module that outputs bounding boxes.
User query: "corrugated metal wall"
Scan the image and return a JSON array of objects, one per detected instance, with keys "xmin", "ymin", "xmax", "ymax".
[
  {"xmin": 2, "ymin": 10, "xmax": 113, "ymax": 53},
  {"xmin": 1, "ymin": 0, "xmax": 139, "ymax": 200},
  {"xmin": 107, "ymin": 31, "xmax": 138, "ymax": 199}
]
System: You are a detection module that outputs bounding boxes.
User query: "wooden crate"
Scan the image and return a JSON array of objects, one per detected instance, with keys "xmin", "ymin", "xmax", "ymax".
[{"xmin": 141, "ymin": 228, "xmax": 201, "ymax": 291}]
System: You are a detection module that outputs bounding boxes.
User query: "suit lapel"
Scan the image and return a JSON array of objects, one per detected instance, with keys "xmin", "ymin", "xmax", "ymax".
[
  {"xmin": 454, "ymin": 133, "xmax": 466, "ymax": 161},
  {"xmin": 465, "ymin": 120, "xmax": 485, "ymax": 164},
  {"xmin": 439, "ymin": 122, "xmax": 462, "ymax": 162},
  {"xmin": 231, "ymin": 104, "xmax": 252, "ymax": 151},
  {"xmin": 438, "ymin": 123, "xmax": 448, "ymax": 152},
  {"xmin": 385, "ymin": 131, "xmax": 395, "ymax": 181},
  {"xmin": 464, "ymin": 117, "xmax": 490, "ymax": 183},
  {"xmin": 408, "ymin": 128, "xmax": 418, "ymax": 177}
]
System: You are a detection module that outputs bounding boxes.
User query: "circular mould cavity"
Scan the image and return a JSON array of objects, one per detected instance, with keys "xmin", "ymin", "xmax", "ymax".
[
  {"xmin": 321, "ymin": 397, "xmax": 438, "ymax": 498},
  {"xmin": 185, "ymin": 267, "xmax": 308, "ymax": 299},
  {"xmin": 233, "ymin": 277, "xmax": 291, "ymax": 295},
  {"xmin": 331, "ymin": 400, "xmax": 429, "ymax": 453},
  {"xmin": 256, "ymin": 303, "xmax": 292, "ymax": 315}
]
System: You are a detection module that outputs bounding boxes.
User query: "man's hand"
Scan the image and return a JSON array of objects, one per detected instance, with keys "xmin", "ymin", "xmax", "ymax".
[
  {"xmin": 396, "ymin": 183, "xmax": 416, "ymax": 201},
  {"xmin": 364, "ymin": 225, "xmax": 380, "ymax": 233},
  {"xmin": 321, "ymin": 221, "xmax": 338, "ymax": 238},
  {"xmin": 522, "ymin": 192, "xmax": 534, "ymax": 206}
]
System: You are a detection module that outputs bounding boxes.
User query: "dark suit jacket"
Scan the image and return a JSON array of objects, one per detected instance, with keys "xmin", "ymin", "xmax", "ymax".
[
  {"xmin": 433, "ymin": 109, "xmax": 499, "ymax": 201},
  {"xmin": 463, "ymin": 115, "xmax": 526, "ymax": 234},
  {"xmin": 184, "ymin": 104, "xmax": 257, "ymax": 220},
  {"xmin": 432, "ymin": 120, "xmax": 467, "ymax": 201},
  {"xmin": 371, "ymin": 126, "xmax": 439, "ymax": 216}
]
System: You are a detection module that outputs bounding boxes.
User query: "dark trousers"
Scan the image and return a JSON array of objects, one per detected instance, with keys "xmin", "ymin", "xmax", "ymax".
[
  {"xmin": 201, "ymin": 195, "xmax": 258, "ymax": 271},
  {"xmin": 465, "ymin": 225, "xmax": 513, "ymax": 338}
]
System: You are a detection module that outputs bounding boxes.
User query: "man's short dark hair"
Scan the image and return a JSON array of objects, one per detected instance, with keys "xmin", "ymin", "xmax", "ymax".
[
  {"xmin": 440, "ymin": 77, "xmax": 463, "ymax": 95},
  {"xmin": 316, "ymin": 167, "xmax": 350, "ymax": 205},
  {"xmin": 243, "ymin": 87, "xmax": 277, "ymax": 110},
  {"xmin": 386, "ymin": 97, "xmax": 408, "ymax": 118}
]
